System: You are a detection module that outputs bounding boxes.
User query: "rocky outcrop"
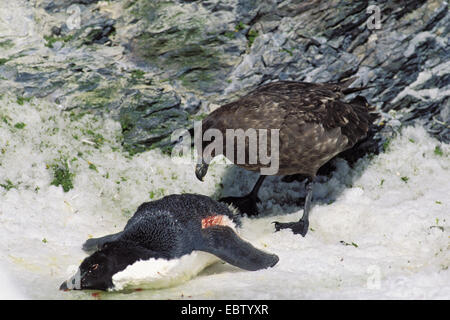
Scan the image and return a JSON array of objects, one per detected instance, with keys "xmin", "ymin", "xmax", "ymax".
[{"xmin": 0, "ymin": 0, "xmax": 448, "ymax": 153}]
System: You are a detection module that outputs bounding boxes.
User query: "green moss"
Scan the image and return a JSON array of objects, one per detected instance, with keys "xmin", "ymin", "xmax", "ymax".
[
  {"xmin": 44, "ymin": 34, "xmax": 74, "ymax": 48},
  {"xmin": 280, "ymin": 48, "xmax": 294, "ymax": 56},
  {"xmin": 235, "ymin": 21, "xmax": 246, "ymax": 32},
  {"xmin": 88, "ymin": 163, "xmax": 98, "ymax": 172},
  {"xmin": 224, "ymin": 31, "xmax": 235, "ymax": 39},
  {"xmin": 0, "ymin": 179, "xmax": 17, "ymax": 191},
  {"xmin": 50, "ymin": 161, "xmax": 74, "ymax": 192},
  {"xmin": 188, "ymin": 113, "xmax": 208, "ymax": 121},
  {"xmin": 434, "ymin": 146, "xmax": 443, "ymax": 156},
  {"xmin": 14, "ymin": 122, "xmax": 26, "ymax": 129},
  {"xmin": 123, "ymin": 143, "xmax": 145, "ymax": 157},
  {"xmin": 132, "ymin": 18, "xmax": 226, "ymax": 90},
  {"xmin": 129, "ymin": 0, "xmax": 237, "ymax": 90},
  {"xmin": 0, "ymin": 58, "xmax": 9, "ymax": 66},
  {"xmin": 401, "ymin": 176, "xmax": 409, "ymax": 183},
  {"xmin": 130, "ymin": 69, "xmax": 147, "ymax": 84},
  {"xmin": 131, "ymin": 69, "xmax": 145, "ymax": 79},
  {"xmin": 63, "ymin": 35, "xmax": 74, "ymax": 42},
  {"xmin": 0, "ymin": 40, "xmax": 14, "ymax": 49},
  {"xmin": 1, "ymin": 115, "xmax": 11, "ymax": 125},
  {"xmin": 77, "ymin": 85, "xmax": 118, "ymax": 109},
  {"xmin": 149, "ymin": 188, "xmax": 165, "ymax": 199},
  {"xmin": 77, "ymin": 75, "xmax": 101, "ymax": 92},
  {"xmin": 84, "ymin": 129, "xmax": 105, "ymax": 147},
  {"xmin": 16, "ymin": 96, "xmax": 32, "ymax": 105},
  {"xmin": 340, "ymin": 240, "xmax": 358, "ymax": 248},
  {"xmin": 44, "ymin": 35, "xmax": 58, "ymax": 48},
  {"xmin": 119, "ymin": 114, "xmax": 134, "ymax": 133},
  {"xmin": 69, "ymin": 111, "xmax": 89, "ymax": 122},
  {"xmin": 229, "ymin": 22, "xmax": 258, "ymax": 47},
  {"xmin": 247, "ymin": 29, "xmax": 259, "ymax": 47}
]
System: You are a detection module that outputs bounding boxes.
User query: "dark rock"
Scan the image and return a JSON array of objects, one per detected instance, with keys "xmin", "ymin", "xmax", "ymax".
[{"xmin": 3, "ymin": 0, "xmax": 449, "ymax": 156}]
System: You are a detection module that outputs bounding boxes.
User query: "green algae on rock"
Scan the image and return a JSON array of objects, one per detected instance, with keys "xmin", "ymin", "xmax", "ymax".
[{"xmin": 0, "ymin": 0, "xmax": 448, "ymax": 158}]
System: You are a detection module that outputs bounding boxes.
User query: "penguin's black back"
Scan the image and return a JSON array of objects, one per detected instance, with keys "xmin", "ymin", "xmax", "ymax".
[{"xmin": 119, "ymin": 194, "xmax": 239, "ymax": 258}]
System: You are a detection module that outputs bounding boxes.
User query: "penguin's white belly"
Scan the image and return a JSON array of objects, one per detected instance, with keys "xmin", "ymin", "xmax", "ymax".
[{"xmin": 111, "ymin": 251, "xmax": 220, "ymax": 291}]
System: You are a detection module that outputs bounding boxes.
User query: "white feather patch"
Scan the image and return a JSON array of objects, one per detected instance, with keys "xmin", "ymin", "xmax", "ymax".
[{"xmin": 111, "ymin": 251, "xmax": 219, "ymax": 291}]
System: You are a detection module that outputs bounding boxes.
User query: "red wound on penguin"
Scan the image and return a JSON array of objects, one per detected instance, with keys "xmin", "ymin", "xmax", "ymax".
[{"xmin": 201, "ymin": 215, "xmax": 224, "ymax": 229}]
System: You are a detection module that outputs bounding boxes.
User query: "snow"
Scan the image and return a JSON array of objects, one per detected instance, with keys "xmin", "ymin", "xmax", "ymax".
[{"xmin": 0, "ymin": 94, "xmax": 448, "ymax": 300}]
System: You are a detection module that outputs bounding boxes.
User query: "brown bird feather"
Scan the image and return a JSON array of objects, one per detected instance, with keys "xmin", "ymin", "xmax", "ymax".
[{"xmin": 199, "ymin": 78, "xmax": 374, "ymax": 178}]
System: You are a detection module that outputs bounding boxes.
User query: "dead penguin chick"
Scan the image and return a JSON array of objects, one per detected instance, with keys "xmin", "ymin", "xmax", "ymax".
[{"xmin": 60, "ymin": 194, "xmax": 278, "ymax": 291}]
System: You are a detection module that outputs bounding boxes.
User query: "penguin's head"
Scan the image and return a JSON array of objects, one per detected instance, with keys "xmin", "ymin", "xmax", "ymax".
[
  {"xmin": 60, "ymin": 244, "xmax": 120, "ymax": 291},
  {"xmin": 60, "ymin": 241, "xmax": 159, "ymax": 291}
]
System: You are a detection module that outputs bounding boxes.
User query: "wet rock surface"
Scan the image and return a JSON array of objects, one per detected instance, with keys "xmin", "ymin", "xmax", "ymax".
[{"xmin": 0, "ymin": 0, "xmax": 448, "ymax": 153}]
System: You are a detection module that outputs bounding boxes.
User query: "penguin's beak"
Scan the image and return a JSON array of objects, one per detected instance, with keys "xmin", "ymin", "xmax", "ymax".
[
  {"xmin": 60, "ymin": 268, "xmax": 81, "ymax": 291},
  {"xmin": 195, "ymin": 161, "xmax": 209, "ymax": 181},
  {"xmin": 59, "ymin": 281, "xmax": 69, "ymax": 291}
]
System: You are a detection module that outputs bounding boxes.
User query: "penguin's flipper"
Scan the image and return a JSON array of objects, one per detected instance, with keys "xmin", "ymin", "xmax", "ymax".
[
  {"xmin": 199, "ymin": 226, "xmax": 279, "ymax": 271},
  {"xmin": 82, "ymin": 232, "xmax": 123, "ymax": 252}
]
